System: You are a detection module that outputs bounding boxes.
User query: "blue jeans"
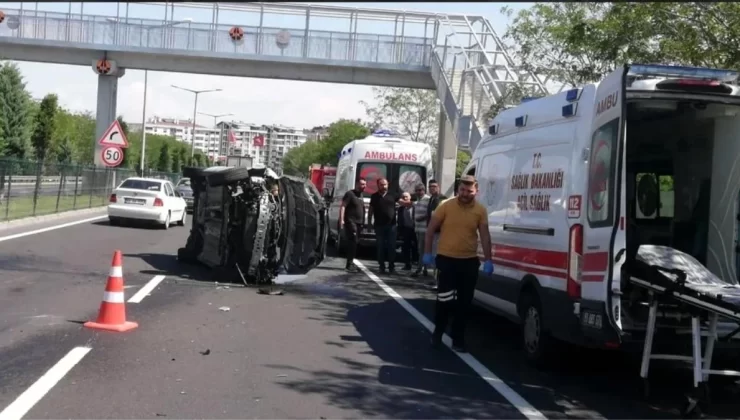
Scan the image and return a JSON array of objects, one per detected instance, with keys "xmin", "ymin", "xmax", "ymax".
[{"xmin": 375, "ymin": 224, "xmax": 397, "ymax": 270}]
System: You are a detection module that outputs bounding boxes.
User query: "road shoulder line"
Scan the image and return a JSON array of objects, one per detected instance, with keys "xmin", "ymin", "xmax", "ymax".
[
  {"xmin": 128, "ymin": 275, "xmax": 166, "ymax": 303},
  {"xmin": 354, "ymin": 260, "xmax": 547, "ymax": 420},
  {"xmin": 0, "ymin": 346, "xmax": 92, "ymax": 420},
  {"xmin": 0, "ymin": 215, "xmax": 107, "ymax": 243}
]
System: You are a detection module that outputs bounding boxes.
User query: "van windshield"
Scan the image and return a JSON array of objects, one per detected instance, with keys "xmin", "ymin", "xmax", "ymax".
[{"xmin": 356, "ymin": 162, "xmax": 426, "ymax": 197}]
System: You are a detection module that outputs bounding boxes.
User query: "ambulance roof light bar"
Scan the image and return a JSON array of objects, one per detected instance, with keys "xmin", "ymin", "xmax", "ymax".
[
  {"xmin": 628, "ymin": 64, "xmax": 739, "ymax": 84},
  {"xmin": 372, "ymin": 129, "xmax": 399, "ymax": 137}
]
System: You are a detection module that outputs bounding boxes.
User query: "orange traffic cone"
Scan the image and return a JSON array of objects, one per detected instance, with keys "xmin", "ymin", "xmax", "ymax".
[{"xmin": 84, "ymin": 250, "xmax": 138, "ymax": 332}]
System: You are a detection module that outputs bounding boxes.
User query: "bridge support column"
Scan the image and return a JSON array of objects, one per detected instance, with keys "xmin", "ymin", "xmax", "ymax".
[
  {"xmin": 93, "ymin": 70, "xmax": 125, "ymax": 167},
  {"xmin": 436, "ymin": 104, "xmax": 457, "ymax": 197}
]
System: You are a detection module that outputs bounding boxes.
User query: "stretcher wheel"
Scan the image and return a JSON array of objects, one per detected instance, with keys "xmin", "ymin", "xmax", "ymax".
[{"xmin": 682, "ymin": 383, "xmax": 711, "ymax": 418}]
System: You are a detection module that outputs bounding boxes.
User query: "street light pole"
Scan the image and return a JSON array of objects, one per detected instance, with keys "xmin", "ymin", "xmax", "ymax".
[
  {"xmin": 139, "ymin": 69, "xmax": 148, "ymax": 175},
  {"xmin": 171, "ymin": 85, "xmax": 222, "ymax": 159},
  {"xmin": 199, "ymin": 112, "xmax": 233, "ymax": 159}
]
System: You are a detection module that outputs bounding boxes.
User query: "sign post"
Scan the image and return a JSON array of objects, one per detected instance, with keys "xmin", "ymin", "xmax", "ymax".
[
  {"xmin": 97, "ymin": 120, "xmax": 130, "ymax": 191},
  {"xmin": 97, "ymin": 119, "xmax": 130, "ymax": 156}
]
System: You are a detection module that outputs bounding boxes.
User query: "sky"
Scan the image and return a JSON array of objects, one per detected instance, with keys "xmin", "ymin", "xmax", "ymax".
[{"xmin": 3, "ymin": 2, "xmax": 533, "ymax": 130}]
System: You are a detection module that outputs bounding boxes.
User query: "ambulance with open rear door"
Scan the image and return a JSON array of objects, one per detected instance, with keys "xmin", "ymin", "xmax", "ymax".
[{"xmin": 464, "ymin": 64, "xmax": 740, "ymax": 365}]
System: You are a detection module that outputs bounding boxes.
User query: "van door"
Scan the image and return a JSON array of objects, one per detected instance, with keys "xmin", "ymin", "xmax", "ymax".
[{"xmin": 583, "ymin": 66, "xmax": 627, "ymax": 338}]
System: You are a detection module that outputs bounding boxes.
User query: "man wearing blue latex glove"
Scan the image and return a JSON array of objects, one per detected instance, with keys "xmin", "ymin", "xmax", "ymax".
[
  {"xmin": 422, "ymin": 253, "xmax": 434, "ymax": 266},
  {"xmin": 424, "ymin": 175, "xmax": 492, "ymax": 353},
  {"xmin": 483, "ymin": 260, "xmax": 494, "ymax": 275}
]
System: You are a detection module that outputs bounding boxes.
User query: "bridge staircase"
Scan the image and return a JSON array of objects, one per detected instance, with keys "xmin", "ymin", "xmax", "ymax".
[{"xmin": 430, "ymin": 15, "xmax": 549, "ymax": 152}]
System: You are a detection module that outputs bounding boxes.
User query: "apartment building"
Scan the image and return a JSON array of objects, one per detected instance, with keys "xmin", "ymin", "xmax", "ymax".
[
  {"xmin": 143, "ymin": 116, "xmax": 221, "ymax": 160},
  {"xmin": 142, "ymin": 117, "xmax": 307, "ymax": 172}
]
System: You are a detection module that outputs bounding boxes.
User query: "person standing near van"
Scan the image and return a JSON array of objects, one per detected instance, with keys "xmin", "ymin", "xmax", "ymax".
[
  {"xmin": 412, "ymin": 184, "xmax": 430, "ymax": 277},
  {"xmin": 368, "ymin": 177, "xmax": 411, "ymax": 274},
  {"xmin": 423, "ymin": 175, "xmax": 493, "ymax": 352},
  {"xmin": 397, "ymin": 191, "xmax": 418, "ymax": 270},
  {"xmin": 339, "ymin": 178, "xmax": 367, "ymax": 273}
]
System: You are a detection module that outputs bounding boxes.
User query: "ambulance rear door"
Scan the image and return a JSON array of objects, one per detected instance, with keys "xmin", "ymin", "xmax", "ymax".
[{"xmin": 581, "ymin": 65, "xmax": 628, "ymax": 340}]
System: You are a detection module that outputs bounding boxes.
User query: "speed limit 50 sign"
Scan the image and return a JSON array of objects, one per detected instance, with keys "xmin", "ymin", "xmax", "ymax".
[{"xmin": 101, "ymin": 146, "xmax": 124, "ymax": 167}]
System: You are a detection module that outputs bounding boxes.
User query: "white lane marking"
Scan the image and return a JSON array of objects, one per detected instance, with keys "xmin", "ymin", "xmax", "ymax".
[
  {"xmin": 0, "ymin": 346, "xmax": 92, "ymax": 420},
  {"xmin": 128, "ymin": 275, "xmax": 166, "ymax": 303},
  {"xmin": 0, "ymin": 215, "xmax": 107, "ymax": 243},
  {"xmin": 354, "ymin": 261, "xmax": 547, "ymax": 420}
]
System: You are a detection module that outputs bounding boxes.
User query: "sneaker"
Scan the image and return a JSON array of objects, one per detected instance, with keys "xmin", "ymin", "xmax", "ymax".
[
  {"xmin": 345, "ymin": 266, "xmax": 359, "ymax": 273},
  {"xmin": 379, "ymin": 267, "xmax": 387, "ymax": 274},
  {"xmin": 411, "ymin": 270, "xmax": 421, "ymax": 278},
  {"xmin": 388, "ymin": 267, "xmax": 397, "ymax": 275}
]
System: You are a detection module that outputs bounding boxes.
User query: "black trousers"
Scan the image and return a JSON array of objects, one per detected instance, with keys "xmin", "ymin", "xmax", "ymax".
[
  {"xmin": 399, "ymin": 226, "xmax": 418, "ymax": 266},
  {"xmin": 343, "ymin": 222, "xmax": 360, "ymax": 268},
  {"xmin": 433, "ymin": 254, "xmax": 480, "ymax": 345}
]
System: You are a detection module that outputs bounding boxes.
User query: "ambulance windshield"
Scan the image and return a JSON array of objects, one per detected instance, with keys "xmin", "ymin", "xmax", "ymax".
[{"xmin": 356, "ymin": 162, "xmax": 426, "ymax": 197}]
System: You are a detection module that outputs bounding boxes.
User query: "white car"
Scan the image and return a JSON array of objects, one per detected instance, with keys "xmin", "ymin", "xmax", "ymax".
[{"xmin": 107, "ymin": 177, "xmax": 188, "ymax": 229}]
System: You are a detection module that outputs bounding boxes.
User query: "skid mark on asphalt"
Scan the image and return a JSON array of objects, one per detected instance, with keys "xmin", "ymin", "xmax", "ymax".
[
  {"xmin": 354, "ymin": 260, "xmax": 548, "ymax": 420},
  {"xmin": 0, "ymin": 346, "xmax": 91, "ymax": 420}
]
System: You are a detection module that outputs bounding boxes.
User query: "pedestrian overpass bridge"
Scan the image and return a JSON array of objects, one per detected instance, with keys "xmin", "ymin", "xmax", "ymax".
[{"xmin": 0, "ymin": 2, "xmax": 549, "ymax": 193}]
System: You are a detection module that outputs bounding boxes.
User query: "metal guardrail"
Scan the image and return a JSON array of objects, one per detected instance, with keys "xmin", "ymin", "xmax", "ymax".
[
  {"xmin": 10, "ymin": 176, "xmax": 83, "ymax": 184},
  {"xmin": 0, "ymin": 160, "xmax": 181, "ymax": 222}
]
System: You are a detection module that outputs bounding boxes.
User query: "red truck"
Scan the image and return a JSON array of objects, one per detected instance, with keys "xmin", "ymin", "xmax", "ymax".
[{"xmin": 308, "ymin": 164, "xmax": 337, "ymax": 198}]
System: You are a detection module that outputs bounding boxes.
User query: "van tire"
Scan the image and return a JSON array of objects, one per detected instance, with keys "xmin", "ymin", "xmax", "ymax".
[
  {"xmin": 520, "ymin": 292, "xmax": 555, "ymax": 368},
  {"xmin": 182, "ymin": 166, "xmax": 205, "ymax": 179},
  {"xmin": 206, "ymin": 167, "xmax": 250, "ymax": 187}
]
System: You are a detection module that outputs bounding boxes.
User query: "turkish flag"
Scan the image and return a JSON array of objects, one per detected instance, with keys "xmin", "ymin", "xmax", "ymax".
[
  {"xmin": 253, "ymin": 135, "xmax": 265, "ymax": 147},
  {"xmin": 228, "ymin": 129, "xmax": 237, "ymax": 143}
]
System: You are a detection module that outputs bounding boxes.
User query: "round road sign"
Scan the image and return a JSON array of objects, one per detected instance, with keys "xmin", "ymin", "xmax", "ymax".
[{"xmin": 101, "ymin": 146, "xmax": 124, "ymax": 167}]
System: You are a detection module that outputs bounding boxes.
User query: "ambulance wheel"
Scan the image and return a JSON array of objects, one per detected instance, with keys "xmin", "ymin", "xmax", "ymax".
[{"xmin": 520, "ymin": 292, "xmax": 554, "ymax": 368}]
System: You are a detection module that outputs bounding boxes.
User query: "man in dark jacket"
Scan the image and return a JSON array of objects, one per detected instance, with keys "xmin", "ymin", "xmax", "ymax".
[
  {"xmin": 397, "ymin": 191, "xmax": 418, "ymax": 271},
  {"xmin": 339, "ymin": 178, "xmax": 367, "ymax": 273}
]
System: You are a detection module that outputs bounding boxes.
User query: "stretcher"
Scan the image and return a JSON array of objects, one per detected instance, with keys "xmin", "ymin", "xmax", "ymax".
[{"xmin": 627, "ymin": 245, "xmax": 740, "ymax": 417}]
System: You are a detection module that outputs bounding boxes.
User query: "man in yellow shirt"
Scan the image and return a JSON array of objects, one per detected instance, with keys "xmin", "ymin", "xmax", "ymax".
[{"xmin": 423, "ymin": 175, "xmax": 493, "ymax": 352}]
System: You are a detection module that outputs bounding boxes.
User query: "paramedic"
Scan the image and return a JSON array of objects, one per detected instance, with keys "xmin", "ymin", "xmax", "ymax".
[
  {"xmin": 412, "ymin": 184, "xmax": 430, "ymax": 277},
  {"xmin": 423, "ymin": 175, "xmax": 493, "ymax": 352},
  {"xmin": 422, "ymin": 179, "xmax": 448, "ymax": 286},
  {"xmin": 339, "ymin": 178, "xmax": 367, "ymax": 273}
]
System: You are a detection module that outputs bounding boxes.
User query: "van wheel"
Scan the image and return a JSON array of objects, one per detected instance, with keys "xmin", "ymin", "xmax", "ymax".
[{"xmin": 520, "ymin": 292, "xmax": 554, "ymax": 368}]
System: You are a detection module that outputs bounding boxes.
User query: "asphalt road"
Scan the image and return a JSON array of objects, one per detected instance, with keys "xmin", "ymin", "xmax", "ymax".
[{"xmin": 0, "ymin": 211, "xmax": 737, "ymax": 419}]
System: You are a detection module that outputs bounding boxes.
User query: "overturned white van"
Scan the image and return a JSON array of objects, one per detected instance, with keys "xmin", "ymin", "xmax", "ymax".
[{"xmin": 465, "ymin": 65, "xmax": 740, "ymax": 372}]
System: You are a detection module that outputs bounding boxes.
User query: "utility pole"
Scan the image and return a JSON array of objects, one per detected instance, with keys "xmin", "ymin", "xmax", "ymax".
[
  {"xmin": 199, "ymin": 112, "xmax": 233, "ymax": 160},
  {"xmin": 171, "ymin": 85, "xmax": 222, "ymax": 159}
]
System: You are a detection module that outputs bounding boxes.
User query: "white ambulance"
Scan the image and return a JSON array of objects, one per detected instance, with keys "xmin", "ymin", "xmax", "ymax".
[
  {"xmin": 328, "ymin": 130, "xmax": 434, "ymax": 250},
  {"xmin": 465, "ymin": 64, "xmax": 740, "ymax": 365}
]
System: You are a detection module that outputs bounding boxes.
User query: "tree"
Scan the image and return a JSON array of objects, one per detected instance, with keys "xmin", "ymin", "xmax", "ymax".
[
  {"xmin": 116, "ymin": 116, "xmax": 133, "ymax": 168},
  {"xmin": 456, "ymin": 150, "xmax": 471, "ymax": 178},
  {"xmin": 31, "ymin": 93, "xmax": 58, "ymax": 161},
  {"xmin": 360, "ymin": 87, "xmax": 438, "ymax": 145},
  {"xmin": 282, "ymin": 119, "xmax": 370, "ymax": 176},
  {"xmin": 157, "ymin": 142, "xmax": 172, "ymax": 172},
  {"xmin": 502, "ymin": 3, "xmax": 740, "ymax": 90},
  {"xmin": 172, "ymin": 151, "xmax": 182, "ymax": 174},
  {"xmin": 0, "ymin": 62, "xmax": 34, "ymax": 159}
]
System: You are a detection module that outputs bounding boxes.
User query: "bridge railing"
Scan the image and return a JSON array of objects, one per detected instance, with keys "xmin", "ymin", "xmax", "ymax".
[
  {"xmin": 0, "ymin": 8, "xmax": 434, "ymax": 67},
  {"xmin": 0, "ymin": 158, "xmax": 180, "ymax": 223}
]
